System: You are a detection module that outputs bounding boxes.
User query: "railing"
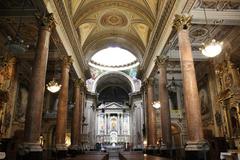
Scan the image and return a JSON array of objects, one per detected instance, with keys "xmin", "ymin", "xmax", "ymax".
[
  {"xmin": 170, "ymin": 109, "xmax": 183, "ymax": 119},
  {"xmin": 96, "ymin": 135, "xmax": 130, "ymax": 143}
]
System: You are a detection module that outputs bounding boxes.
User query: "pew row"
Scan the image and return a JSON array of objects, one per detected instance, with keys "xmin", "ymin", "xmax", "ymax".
[{"xmin": 119, "ymin": 152, "xmax": 171, "ymax": 160}]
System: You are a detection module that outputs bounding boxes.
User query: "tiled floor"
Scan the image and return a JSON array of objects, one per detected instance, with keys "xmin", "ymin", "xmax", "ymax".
[
  {"xmin": 109, "ymin": 157, "xmax": 120, "ymax": 160},
  {"xmin": 109, "ymin": 151, "xmax": 120, "ymax": 160}
]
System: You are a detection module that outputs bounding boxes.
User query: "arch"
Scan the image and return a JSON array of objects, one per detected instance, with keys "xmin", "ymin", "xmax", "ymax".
[
  {"xmin": 171, "ymin": 121, "xmax": 184, "ymax": 148},
  {"xmin": 83, "ymin": 33, "xmax": 144, "ymax": 66},
  {"xmin": 73, "ymin": 0, "xmax": 154, "ymax": 28},
  {"xmin": 92, "ymin": 71, "xmax": 135, "ymax": 93}
]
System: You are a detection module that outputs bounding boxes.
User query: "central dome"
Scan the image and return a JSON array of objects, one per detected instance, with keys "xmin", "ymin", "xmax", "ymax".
[{"xmin": 89, "ymin": 47, "xmax": 139, "ymax": 71}]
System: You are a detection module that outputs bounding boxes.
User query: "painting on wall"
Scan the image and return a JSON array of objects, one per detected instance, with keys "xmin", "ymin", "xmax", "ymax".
[
  {"xmin": 14, "ymin": 83, "xmax": 29, "ymax": 124},
  {"xmin": 198, "ymin": 74, "xmax": 213, "ymax": 126}
]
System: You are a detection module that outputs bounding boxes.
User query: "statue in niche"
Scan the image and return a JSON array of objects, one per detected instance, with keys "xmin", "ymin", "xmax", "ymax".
[
  {"xmin": 111, "ymin": 118, "xmax": 116, "ymax": 130},
  {"xmin": 15, "ymin": 84, "xmax": 28, "ymax": 123},
  {"xmin": 199, "ymin": 89, "xmax": 209, "ymax": 115},
  {"xmin": 198, "ymin": 75, "xmax": 213, "ymax": 125},
  {"xmin": 169, "ymin": 90, "xmax": 178, "ymax": 110},
  {"xmin": 230, "ymin": 107, "xmax": 240, "ymax": 137}
]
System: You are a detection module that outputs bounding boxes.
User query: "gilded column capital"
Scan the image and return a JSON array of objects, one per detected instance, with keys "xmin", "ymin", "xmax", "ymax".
[
  {"xmin": 156, "ymin": 55, "xmax": 168, "ymax": 68},
  {"xmin": 146, "ymin": 77, "xmax": 154, "ymax": 86},
  {"xmin": 173, "ymin": 14, "xmax": 192, "ymax": 31},
  {"xmin": 74, "ymin": 78, "xmax": 84, "ymax": 88},
  {"xmin": 61, "ymin": 55, "xmax": 73, "ymax": 68},
  {"xmin": 37, "ymin": 13, "xmax": 55, "ymax": 30}
]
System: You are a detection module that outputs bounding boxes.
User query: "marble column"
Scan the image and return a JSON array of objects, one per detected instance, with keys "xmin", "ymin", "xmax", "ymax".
[
  {"xmin": 106, "ymin": 114, "xmax": 108, "ymax": 134},
  {"xmin": 108, "ymin": 114, "xmax": 110, "ymax": 134},
  {"xmin": 78, "ymin": 87, "xmax": 84, "ymax": 147},
  {"xmin": 156, "ymin": 56, "xmax": 172, "ymax": 149},
  {"xmin": 146, "ymin": 78, "xmax": 156, "ymax": 146},
  {"xmin": 173, "ymin": 14, "xmax": 207, "ymax": 150},
  {"xmin": 120, "ymin": 114, "xmax": 122, "ymax": 135},
  {"xmin": 117, "ymin": 114, "xmax": 120, "ymax": 134},
  {"xmin": 22, "ymin": 13, "xmax": 54, "ymax": 160},
  {"xmin": 70, "ymin": 79, "xmax": 83, "ymax": 152},
  {"xmin": 55, "ymin": 56, "xmax": 72, "ymax": 152}
]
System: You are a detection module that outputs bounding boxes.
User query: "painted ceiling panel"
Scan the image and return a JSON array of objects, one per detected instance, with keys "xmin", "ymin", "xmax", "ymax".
[
  {"xmin": 71, "ymin": 0, "xmax": 83, "ymax": 14},
  {"xmin": 79, "ymin": 23, "xmax": 96, "ymax": 46},
  {"xmin": 145, "ymin": 0, "xmax": 158, "ymax": 16},
  {"xmin": 133, "ymin": 23, "xmax": 150, "ymax": 47}
]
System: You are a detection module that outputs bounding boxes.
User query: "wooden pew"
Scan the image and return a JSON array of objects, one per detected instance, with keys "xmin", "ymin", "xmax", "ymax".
[
  {"xmin": 119, "ymin": 152, "xmax": 171, "ymax": 160},
  {"xmin": 68, "ymin": 151, "xmax": 108, "ymax": 160}
]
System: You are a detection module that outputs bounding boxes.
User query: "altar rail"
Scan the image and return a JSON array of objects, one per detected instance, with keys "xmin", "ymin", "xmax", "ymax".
[{"xmin": 96, "ymin": 135, "xmax": 130, "ymax": 143}]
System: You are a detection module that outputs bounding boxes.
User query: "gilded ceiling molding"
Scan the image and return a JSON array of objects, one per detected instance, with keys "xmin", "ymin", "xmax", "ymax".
[
  {"xmin": 142, "ymin": 0, "xmax": 198, "ymax": 81},
  {"xmin": 182, "ymin": 0, "xmax": 198, "ymax": 13},
  {"xmin": 45, "ymin": 0, "xmax": 86, "ymax": 79},
  {"xmin": 142, "ymin": 0, "xmax": 176, "ymax": 69},
  {"xmin": 73, "ymin": 0, "xmax": 155, "ymax": 28}
]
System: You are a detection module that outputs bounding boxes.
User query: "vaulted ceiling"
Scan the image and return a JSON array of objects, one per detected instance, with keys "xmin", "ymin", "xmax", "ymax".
[
  {"xmin": 0, "ymin": 0, "xmax": 240, "ymax": 83},
  {"xmin": 64, "ymin": 0, "xmax": 162, "ymax": 65}
]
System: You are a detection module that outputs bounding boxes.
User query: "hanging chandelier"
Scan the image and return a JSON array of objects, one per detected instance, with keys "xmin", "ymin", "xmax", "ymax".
[
  {"xmin": 152, "ymin": 101, "xmax": 161, "ymax": 109},
  {"xmin": 46, "ymin": 79, "xmax": 61, "ymax": 93},
  {"xmin": 6, "ymin": 35, "xmax": 29, "ymax": 54},
  {"xmin": 5, "ymin": 0, "xmax": 29, "ymax": 54},
  {"xmin": 199, "ymin": 0, "xmax": 223, "ymax": 57},
  {"xmin": 200, "ymin": 39, "xmax": 223, "ymax": 57}
]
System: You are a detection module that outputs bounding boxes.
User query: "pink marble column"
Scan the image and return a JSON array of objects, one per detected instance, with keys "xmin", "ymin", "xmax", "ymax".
[
  {"xmin": 70, "ymin": 79, "xmax": 83, "ymax": 150},
  {"xmin": 23, "ymin": 13, "xmax": 54, "ymax": 154},
  {"xmin": 173, "ymin": 14, "xmax": 207, "ymax": 150},
  {"xmin": 55, "ymin": 56, "xmax": 72, "ymax": 151},
  {"xmin": 78, "ymin": 86, "xmax": 84, "ymax": 147},
  {"xmin": 146, "ymin": 78, "xmax": 156, "ymax": 146},
  {"xmin": 156, "ymin": 56, "xmax": 172, "ymax": 149}
]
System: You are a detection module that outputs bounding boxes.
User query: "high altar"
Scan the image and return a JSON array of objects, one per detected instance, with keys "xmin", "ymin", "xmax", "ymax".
[{"xmin": 96, "ymin": 102, "xmax": 130, "ymax": 146}]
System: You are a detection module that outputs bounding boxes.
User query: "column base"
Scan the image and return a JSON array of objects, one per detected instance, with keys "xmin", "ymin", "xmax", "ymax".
[
  {"xmin": 17, "ymin": 143, "xmax": 42, "ymax": 160},
  {"xmin": 55, "ymin": 144, "xmax": 68, "ymax": 160},
  {"xmin": 160, "ymin": 144, "xmax": 173, "ymax": 158},
  {"xmin": 185, "ymin": 141, "xmax": 209, "ymax": 160},
  {"xmin": 145, "ymin": 145, "xmax": 159, "ymax": 155},
  {"xmin": 68, "ymin": 145, "xmax": 81, "ymax": 156}
]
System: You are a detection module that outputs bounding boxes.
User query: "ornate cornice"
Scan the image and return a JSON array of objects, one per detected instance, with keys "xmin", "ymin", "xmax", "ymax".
[
  {"xmin": 142, "ymin": 0, "xmax": 176, "ymax": 70},
  {"xmin": 50, "ymin": 0, "xmax": 86, "ymax": 78},
  {"xmin": 173, "ymin": 14, "xmax": 192, "ymax": 31},
  {"xmin": 142, "ymin": 0, "xmax": 197, "ymax": 80}
]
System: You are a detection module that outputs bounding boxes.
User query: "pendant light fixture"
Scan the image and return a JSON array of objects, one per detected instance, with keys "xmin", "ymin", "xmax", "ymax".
[
  {"xmin": 46, "ymin": 78, "xmax": 61, "ymax": 93},
  {"xmin": 5, "ymin": 0, "xmax": 29, "ymax": 54},
  {"xmin": 199, "ymin": 0, "xmax": 223, "ymax": 57},
  {"xmin": 152, "ymin": 101, "xmax": 161, "ymax": 109},
  {"xmin": 46, "ymin": 37, "xmax": 61, "ymax": 93}
]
